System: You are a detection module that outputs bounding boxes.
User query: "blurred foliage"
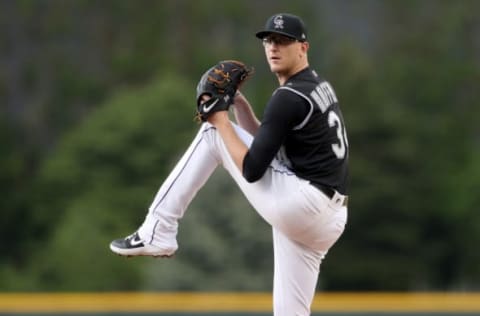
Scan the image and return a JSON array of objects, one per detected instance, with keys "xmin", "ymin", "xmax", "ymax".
[{"xmin": 1, "ymin": 0, "xmax": 479, "ymax": 291}]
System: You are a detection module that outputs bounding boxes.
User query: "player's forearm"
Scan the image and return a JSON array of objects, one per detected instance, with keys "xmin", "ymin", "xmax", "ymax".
[
  {"xmin": 208, "ymin": 112, "xmax": 248, "ymax": 172},
  {"xmin": 233, "ymin": 92, "xmax": 260, "ymax": 135}
]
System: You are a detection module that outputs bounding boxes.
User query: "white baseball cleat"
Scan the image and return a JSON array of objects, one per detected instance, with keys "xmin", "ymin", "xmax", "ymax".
[{"xmin": 109, "ymin": 232, "xmax": 176, "ymax": 258}]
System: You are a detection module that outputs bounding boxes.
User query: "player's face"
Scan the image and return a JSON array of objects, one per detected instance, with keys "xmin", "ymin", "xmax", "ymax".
[{"xmin": 262, "ymin": 34, "xmax": 309, "ymax": 81}]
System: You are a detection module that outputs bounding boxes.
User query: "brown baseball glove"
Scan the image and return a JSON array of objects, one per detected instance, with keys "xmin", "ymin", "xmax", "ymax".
[{"xmin": 195, "ymin": 60, "xmax": 254, "ymax": 122}]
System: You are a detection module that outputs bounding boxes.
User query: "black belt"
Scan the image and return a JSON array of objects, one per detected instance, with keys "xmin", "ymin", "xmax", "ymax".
[
  {"xmin": 311, "ymin": 182, "xmax": 348, "ymax": 207},
  {"xmin": 311, "ymin": 182, "xmax": 336, "ymax": 198}
]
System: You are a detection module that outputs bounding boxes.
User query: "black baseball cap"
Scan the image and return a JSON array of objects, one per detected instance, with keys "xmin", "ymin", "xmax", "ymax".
[{"xmin": 255, "ymin": 13, "xmax": 307, "ymax": 42}]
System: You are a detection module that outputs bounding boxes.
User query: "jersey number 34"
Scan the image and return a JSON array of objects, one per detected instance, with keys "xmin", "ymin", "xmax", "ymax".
[
  {"xmin": 310, "ymin": 81, "xmax": 348, "ymax": 160},
  {"xmin": 328, "ymin": 111, "xmax": 348, "ymax": 160}
]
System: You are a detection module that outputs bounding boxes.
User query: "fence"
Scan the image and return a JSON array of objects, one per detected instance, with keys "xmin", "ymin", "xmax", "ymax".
[{"xmin": 1, "ymin": 292, "xmax": 480, "ymax": 315}]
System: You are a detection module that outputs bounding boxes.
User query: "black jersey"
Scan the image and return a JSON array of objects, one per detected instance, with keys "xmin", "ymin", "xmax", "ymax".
[{"xmin": 243, "ymin": 67, "xmax": 349, "ymax": 194}]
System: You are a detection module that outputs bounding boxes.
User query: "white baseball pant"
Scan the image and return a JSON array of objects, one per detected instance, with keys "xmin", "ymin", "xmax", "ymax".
[{"xmin": 138, "ymin": 122, "xmax": 348, "ymax": 316}]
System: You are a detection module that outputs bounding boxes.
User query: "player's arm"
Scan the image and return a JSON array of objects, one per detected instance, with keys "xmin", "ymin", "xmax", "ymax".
[
  {"xmin": 208, "ymin": 90, "xmax": 307, "ymax": 182},
  {"xmin": 232, "ymin": 91, "xmax": 260, "ymax": 136},
  {"xmin": 242, "ymin": 90, "xmax": 308, "ymax": 182},
  {"xmin": 208, "ymin": 111, "xmax": 249, "ymax": 173}
]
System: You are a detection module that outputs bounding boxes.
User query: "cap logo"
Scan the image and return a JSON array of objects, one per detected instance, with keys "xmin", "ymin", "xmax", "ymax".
[{"xmin": 273, "ymin": 15, "xmax": 284, "ymax": 29}]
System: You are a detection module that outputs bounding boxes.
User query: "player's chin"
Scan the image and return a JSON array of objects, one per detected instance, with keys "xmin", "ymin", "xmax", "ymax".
[{"xmin": 269, "ymin": 63, "xmax": 284, "ymax": 74}]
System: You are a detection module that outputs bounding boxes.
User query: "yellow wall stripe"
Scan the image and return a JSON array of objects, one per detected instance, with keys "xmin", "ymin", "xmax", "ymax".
[{"xmin": 0, "ymin": 292, "xmax": 479, "ymax": 313}]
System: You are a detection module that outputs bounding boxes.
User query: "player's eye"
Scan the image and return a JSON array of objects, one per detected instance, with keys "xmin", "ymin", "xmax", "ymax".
[{"xmin": 262, "ymin": 36, "xmax": 297, "ymax": 46}]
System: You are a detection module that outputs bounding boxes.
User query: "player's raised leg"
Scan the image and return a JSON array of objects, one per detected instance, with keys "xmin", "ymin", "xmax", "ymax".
[{"xmin": 110, "ymin": 123, "xmax": 220, "ymax": 257}]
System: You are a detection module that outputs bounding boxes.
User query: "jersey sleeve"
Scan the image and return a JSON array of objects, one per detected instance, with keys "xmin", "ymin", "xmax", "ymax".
[{"xmin": 242, "ymin": 89, "xmax": 309, "ymax": 182}]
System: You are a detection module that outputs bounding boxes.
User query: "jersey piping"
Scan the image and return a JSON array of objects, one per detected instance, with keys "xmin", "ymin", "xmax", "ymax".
[{"xmin": 276, "ymin": 86, "xmax": 314, "ymax": 130}]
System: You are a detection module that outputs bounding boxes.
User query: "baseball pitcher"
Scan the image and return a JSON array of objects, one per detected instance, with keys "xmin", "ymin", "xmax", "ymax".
[{"xmin": 110, "ymin": 13, "xmax": 349, "ymax": 316}]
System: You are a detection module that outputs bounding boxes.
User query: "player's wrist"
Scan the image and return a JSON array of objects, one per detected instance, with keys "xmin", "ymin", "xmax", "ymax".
[{"xmin": 207, "ymin": 110, "xmax": 229, "ymax": 125}]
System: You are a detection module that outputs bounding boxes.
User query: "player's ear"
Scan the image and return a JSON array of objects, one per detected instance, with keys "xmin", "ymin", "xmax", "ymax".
[
  {"xmin": 298, "ymin": 41, "xmax": 309, "ymax": 59},
  {"xmin": 301, "ymin": 41, "xmax": 309, "ymax": 53}
]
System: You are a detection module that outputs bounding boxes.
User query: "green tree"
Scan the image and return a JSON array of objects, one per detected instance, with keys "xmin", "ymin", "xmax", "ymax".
[
  {"xmin": 1, "ymin": 0, "xmax": 480, "ymax": 292},
  {"xmin": 3, "ymin": 73, "xmax": 272, "ymax": 291},
  {"xmin": 320, "ymin": 1, "xmax": 480, "ymax": 290},
  {"xmin": 2, "ymin": 75, "xmax": 194, "ymax": 290}
]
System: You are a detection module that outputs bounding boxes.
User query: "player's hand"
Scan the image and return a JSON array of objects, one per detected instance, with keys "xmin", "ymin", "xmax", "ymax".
[
  {"xmin": 199, "ymin": 94, "xmax": 229, "ymax": 126},
  {"xmin": 233, "ymin": 91, "xmax": 248, "ymax": 109}
]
